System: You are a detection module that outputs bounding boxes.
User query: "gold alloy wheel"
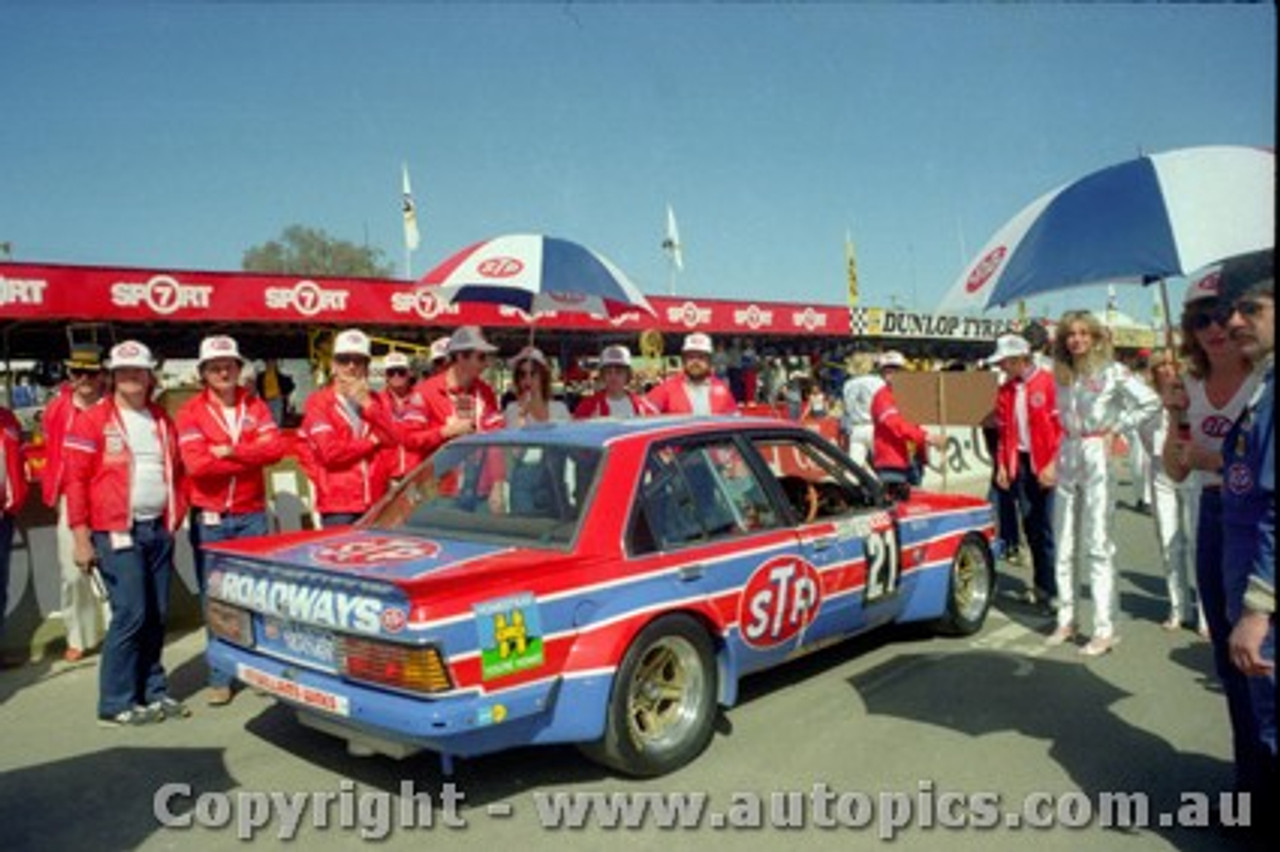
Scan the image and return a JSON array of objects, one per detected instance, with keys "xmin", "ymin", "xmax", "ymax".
[
  {"xmin": 952, "ymin": 538, "xmax": 993, "ymax": 624},
  {"xmin": 625, "ymin": 634, "xmax": 708, "ymax": 752}
]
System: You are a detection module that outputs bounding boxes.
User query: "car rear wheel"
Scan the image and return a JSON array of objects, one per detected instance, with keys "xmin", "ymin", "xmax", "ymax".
[
  {"xmin": 580, "ymin": 614, "xmax": 718, "ymax": 777},
  {"xmin": 934, "ymin": 534, "xmax": 994, "ymax": 636}
]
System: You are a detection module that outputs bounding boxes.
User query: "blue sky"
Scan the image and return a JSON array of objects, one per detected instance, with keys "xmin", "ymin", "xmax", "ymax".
[{"xmin": 1, "ymin": 3, "xmax": 1274, "ymax": 323}]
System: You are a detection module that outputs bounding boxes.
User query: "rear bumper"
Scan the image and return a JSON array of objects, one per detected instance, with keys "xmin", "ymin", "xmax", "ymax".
[{"xmin": 208, "ymin": 639, "xmax": 608, "ymax": 759}]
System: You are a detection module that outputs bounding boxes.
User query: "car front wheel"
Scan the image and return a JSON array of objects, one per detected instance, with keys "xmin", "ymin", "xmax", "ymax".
[
  {"xmin": 934, "ymin": 533, "xmax": 995, "ymax": 636},
  {"xmin": 580, "ymin": 614, "xmax": 718, "ymax": 777}
]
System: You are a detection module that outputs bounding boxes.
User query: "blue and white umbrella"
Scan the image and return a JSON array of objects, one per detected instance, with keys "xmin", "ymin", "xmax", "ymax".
[
  {"xmin": 421, "ymin": 234, "xmax": 656, "ymax": 319},
  {"xmin": 939, "ymin": 145, "xmax": 1275, "ymax": 313}
]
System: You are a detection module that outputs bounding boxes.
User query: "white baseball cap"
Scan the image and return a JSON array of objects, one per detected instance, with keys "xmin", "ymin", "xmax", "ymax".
[
  {"xmin": 985, "ymin": 334, "xmax": 1031, "ymax": 366},
  {"xmin": 197, "ymin": 335, "xmax": 246, "ymax": 368},
  {"xmin": 428, "ymin": 336, "xmax": 451, "ymax": 362},
  {"xmin": 446, "ymin": 325, "xmax": 498, "ymax": 355},
  {"xmin": 682, "ymin": 332, "xmax": 713, "ymax": 355},
  {"xmin": 333, "ymin": 328, "xmax": 372, "ymax": 358},
  {"xmin": 109, "ymin": 340, "xmax": 157, "ymax": 371},
  {"xmin": 877, "ymin": 350, "xmax": 906, "ymax": 370},
  {"xmin": 383, "ymin": 352, "xmax": 412, "ymax": 371},
  {"xmin": 1184, "ymin": 267, "xmax": 1223, "ymax": 305},
  {"xmin": 600, "ymin": 345, "xmax": 632, "ymax": 368},
  {"xmin": 509, "ymin": 345, "xmax": 548, "ymax": 369}
]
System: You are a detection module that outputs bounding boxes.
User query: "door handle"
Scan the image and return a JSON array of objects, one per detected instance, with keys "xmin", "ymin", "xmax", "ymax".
[
  {"xmin": 677, "ymin": 563, "xmax": 705, "ymax": 582},
  {"xmin": 810, "ymin": 534, "xmax": 838, "ymax": 551}
]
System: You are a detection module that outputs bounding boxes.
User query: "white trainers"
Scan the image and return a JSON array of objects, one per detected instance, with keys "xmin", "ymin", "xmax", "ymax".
[{"xmin": 98, "ymin": 704, "xmax": 164, "ymax": 728}]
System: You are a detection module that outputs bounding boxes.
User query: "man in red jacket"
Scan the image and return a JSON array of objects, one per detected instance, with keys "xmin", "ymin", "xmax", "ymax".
[
  {"xmin": 40, "ymin": 343, "xmax": 109, "ymax": 662},
  {"xmin": 870, "ymin": 351, "xmax": 945, "ymax": 496},
  {"xmin": 412, "ymin": 326, "xmax": 505, "ymax": 446},
  {"xmin": 65, "ymin": 341, "xmax": 189, "ymax": 726},
  {"xmin": 301, "ymin": 329, "xmax": 404, "ymax": 527},
  {"xmin": 989, "ymin": 333, "xmax": 1063, "ymax": 609},
  {"xmin": 645, "ymin": 333, "xmax": 739, "ymax": 415},
  {"xmin": 574, "ymin": 345, "xmax": 658, "ymax": 419},
  {"xmin": 0, "ymin": 401, "xmax": 31, "ymax": 667},
  {"xmin": 377, "ymin": 351, "xmax": 436, "ymax": 483},
  {"xmin": 176, "ymin": 335, "xmax": 287, "ymax": 705}
]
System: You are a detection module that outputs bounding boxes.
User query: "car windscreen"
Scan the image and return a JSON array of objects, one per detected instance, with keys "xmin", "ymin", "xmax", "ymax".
[{"xmin": 363, "ymin": 440, "xmax": 603, "ymax": 548}]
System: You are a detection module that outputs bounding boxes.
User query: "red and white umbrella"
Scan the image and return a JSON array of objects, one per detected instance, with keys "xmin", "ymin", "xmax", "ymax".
[{"xmin": 421, "ymin": 234, "xmax": 656, "ymax": 319}]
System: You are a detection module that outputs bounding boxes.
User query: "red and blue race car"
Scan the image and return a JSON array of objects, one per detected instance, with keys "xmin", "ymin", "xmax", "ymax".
[{"xmin": 205, "ymin": 416, "xmax": 996, "ymax": 777}]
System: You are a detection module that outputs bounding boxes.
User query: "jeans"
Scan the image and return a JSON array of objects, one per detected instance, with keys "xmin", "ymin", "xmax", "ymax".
[
  {"xmin": 1013, "ymin": 453, "xmax": 1057, "ymax": 599},
  {"xmin": 189, "ymin": 510, "xmax": 269, "ymax": 688},
  {"xmin": 0, "ymin": 514, "xmax": 13, "ymax": 639},
  {"xmin": 93, "ymin": 520, "xmax": 174, "ymax": 717}
]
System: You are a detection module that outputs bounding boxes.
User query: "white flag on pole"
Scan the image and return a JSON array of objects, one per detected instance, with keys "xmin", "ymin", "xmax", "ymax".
[
  {"xmin": 402, "ymin": 163, "xmax": 421, "ymax": 252},
  {"xmin": 662, "ymin": 204, "xmax": 684, "ymax": 271}
]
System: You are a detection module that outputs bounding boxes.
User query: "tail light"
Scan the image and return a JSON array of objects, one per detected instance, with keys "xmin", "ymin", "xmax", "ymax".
[{"xmin": 338, "ymin": 637, "xmax": 453, "ymax": 694}]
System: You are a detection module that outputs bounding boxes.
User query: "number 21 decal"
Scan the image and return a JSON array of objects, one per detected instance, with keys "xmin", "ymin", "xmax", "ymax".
[{"xmin": 864, "ymin": 527, "xmax": 900, "ymax": 602}]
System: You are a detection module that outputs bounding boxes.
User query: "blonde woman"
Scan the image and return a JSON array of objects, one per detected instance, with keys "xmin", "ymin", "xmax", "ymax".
[
  {"xmin": 1143, "ymin": 352, "xmax": 1203, "ymax": 634},
  {"xmin": 1047, "ymin": 311, "xmax": 1161, "ymax": 656}
]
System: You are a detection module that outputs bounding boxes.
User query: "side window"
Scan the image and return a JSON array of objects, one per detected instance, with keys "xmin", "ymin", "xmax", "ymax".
[
  {"xmin": 750, "ymin": 435, "xmax": 875, "ymax": 523},
  {"xmin": 628, "ymin": 440, "xmax": 779, "ymax": 556}
]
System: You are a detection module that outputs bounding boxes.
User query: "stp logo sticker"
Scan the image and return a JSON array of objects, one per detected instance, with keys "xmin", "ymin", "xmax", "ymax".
[
  {"xmin": 966, "ymin": 246, "xmax": 1007, "ymax": 293},
  {"xmin": 1201, "ymin": 415, "xmax": 1234, "ymax": 439},
  {"xmin": 476, "ymin": 257, "xmax": 524, "ymax": 278},
  {"xmin": 312, "ymin": 537, "xmax": 441, "ymax": 568},
  {"xmin": 380, "ymin": 607, "xmax": 408, "ymax": 634},
  {"xmin": 739, "ymin": 556, "xmax": 823, "ymax": 649}
]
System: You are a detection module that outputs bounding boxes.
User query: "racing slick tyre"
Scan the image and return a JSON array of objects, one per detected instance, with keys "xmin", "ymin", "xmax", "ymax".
[
  {"xmin": 580, "ymin": 614, "xmax": 718, "ymax": 777},
  {"xmin": 933, "ymin": 533, "xmax": 995, "ymax": 636}
]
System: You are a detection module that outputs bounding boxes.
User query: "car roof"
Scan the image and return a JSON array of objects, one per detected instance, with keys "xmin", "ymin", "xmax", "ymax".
[{"xmin": 456, "ymin": 415, "xmax": 791, "ymax": 448}]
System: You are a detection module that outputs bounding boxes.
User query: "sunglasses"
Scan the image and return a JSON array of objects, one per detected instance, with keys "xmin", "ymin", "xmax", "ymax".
[
  {"xmin": 1234, "ymin": 298, "xmax": 1268, "ymax": 318},
  {"xmin": 1187, "ymin": 305, "xmax": 1232, "ymax": 331},
  {"xmin": 385, "ymin": 368, "xmax": 410, "ymax": 377},
  {"xmin": 69, "ymin": 368, "xmax": 102, "ymax": 378},
  {"xmin": 333, "ymin": 354, "xmax": 367, "ymax": 366}
]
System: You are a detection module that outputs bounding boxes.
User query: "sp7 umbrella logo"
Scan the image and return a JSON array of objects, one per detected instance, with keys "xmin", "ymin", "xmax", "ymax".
[
  {"xmin": 476, "ymin": 257, "xmax": 524, "ymax": 278},
  {"xmin": 966, "ymin": 246, "xmax": 1007, "ymax": 293},
  {"xmin": 311, "ymin": 537, "xmax": 441, "ymax": 568}
]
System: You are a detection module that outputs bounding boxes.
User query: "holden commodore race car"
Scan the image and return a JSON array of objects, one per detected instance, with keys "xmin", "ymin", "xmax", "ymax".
[{"xmin": 204, "ymin": 417, "xmax": 996, "ymax": 777}]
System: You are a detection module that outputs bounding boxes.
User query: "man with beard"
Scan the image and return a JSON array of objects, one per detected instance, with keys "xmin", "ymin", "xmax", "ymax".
[{"xmin": 645, "ymin": 333, "xmax": 738, "ymax": 415}]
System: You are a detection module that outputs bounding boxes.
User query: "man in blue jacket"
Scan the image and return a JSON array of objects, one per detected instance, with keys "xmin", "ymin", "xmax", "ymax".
[{"xmin": 1220, "ymin": 271, "xmax": 1274, "ymax": 807}]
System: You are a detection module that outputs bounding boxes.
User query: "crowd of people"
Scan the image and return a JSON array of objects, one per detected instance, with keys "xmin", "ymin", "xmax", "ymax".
[
  {"xmin": 0, "ymin": 286, "xmax": 1271, "ymax": 802},
  {"xmin": 978, "ymin": 275, "xmax": 1274, "ymax": 804}
]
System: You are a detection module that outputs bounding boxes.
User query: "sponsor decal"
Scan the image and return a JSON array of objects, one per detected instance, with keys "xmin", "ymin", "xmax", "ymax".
[
  {"xmin": 474, "ymin": 592, "xmax": 545, "ymax": 680},
  {"xmin": 311, "ymin": 536, "xmax": 441, "ymax": 568},
  {"xmin": 546, "ymin": 290, "xmax": 587, "ymax": 305},
  {"xmin": 1200, "ymin": 415, "xmax": 1234, "ymax": 439},
  {"xmin": 111, "ymin": 274, "xmax": 213, "ymax": 315},
  {"xmin": 476, "ymin": 704, "xmax": 509, "ymax": 726},
  {"xmin": 792, "ymin": 306, "xmax": 828, "ymax": 332},
  {"xmin": 835, "ymin": 511, "xmax": 893, "ymax": 542},
  {"xmin": 264, "ymin": 279, "xmax": 349, "ymax": 316},
  {"xmin": 965, "ymin": 245, "xmax": 1007, "ymax": 293},
  {"xmin": 1030, "ymin": 390, "xmax": 1047, "ymax": 408},
  {"xmin": 390, "ymin": 287, "xmax": 461, "ymax": 320},
  {"xmin": 733, "ymin": 304, "xmax": 774, "ymax": 330},
  {"xmin": 476, "ymin": 257, "xmax": 524, "ymax": 278},
  {"xmin": 739, "ymin": 557, "xmax": 823, "ymax": 649},
  {"xmin": 0, "ymin": 276, "xmax": 48, "ymax": 306},
  {"xmin": 237, "ymin": 665, "xmax": 350, "ymax": 716},
  {"xmin": 1226, "ymin": 462, "xmax": 1254, "ymax": 495},
  {"xmin": 380, "ymin": 607, "xmax": 408, "ymax": 634},
  {"xmin": 666, "ymin": 301, "xmax": 712, "ymax": 328},
  {"xmin": 209, "ymin": 569, "xmax": 386, "ymax": 635}
]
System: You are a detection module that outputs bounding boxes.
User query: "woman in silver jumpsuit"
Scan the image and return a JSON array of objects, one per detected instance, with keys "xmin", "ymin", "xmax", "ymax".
[{"xmin": 1047, "ymin": 311, "xmax": 1161, "ymax": 657}]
